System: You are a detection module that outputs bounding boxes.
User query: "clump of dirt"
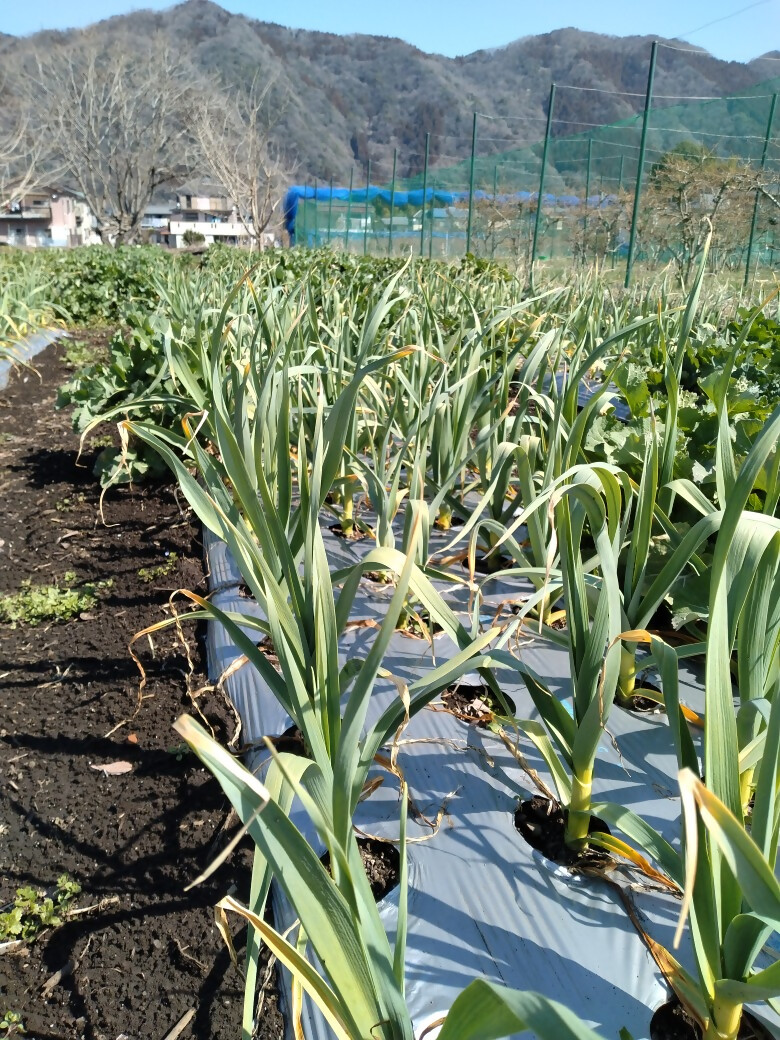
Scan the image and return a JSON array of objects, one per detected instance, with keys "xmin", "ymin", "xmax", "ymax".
[
  {"xmin": 440, "ymin": 683, "xmax": 515, "ymax": 726},
  {"xmin": 514, "ymin": 795, "xmax": 612, "ymax": 869}
]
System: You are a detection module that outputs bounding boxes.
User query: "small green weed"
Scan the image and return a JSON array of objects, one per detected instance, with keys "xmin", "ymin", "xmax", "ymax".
[
  {"xmin": 61, "ymin": 337, "xmax": 101, "ymax": 370},
  {"xmin": 0, "ymin": 1009, "xmax": 25, "ymax": 1036},
  {"xmin": 138, "ymin": 552, "xmax": 179, "ymax": 584},
  {"xmin": 0, "ymin": 875, "xmax": 81, "ymax": 944},
  {"xmin": 54, "ymin": 492, "xmax": 87, "ymax": 512},
  {"xmin": 166, "ymin": 741, "xmax": 190, "ymax": 761},
  {"xmin": 89, "ymin": 434, "xmax": 114, "ymax": 449},
  {"xmin": 0, "ymin": 573, "xmax": 112, "ymax": 628}
]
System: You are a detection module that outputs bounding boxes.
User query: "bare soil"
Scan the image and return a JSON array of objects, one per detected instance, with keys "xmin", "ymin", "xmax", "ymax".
[{"xmin": 0, "ymin": 344, "xmax": 283, "ymax": 1040}]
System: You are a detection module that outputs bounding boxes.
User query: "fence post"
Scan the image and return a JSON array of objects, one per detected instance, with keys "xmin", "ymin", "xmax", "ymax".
[
  {"xmin": 584, "ymin": 137, "xmax": 593, "ymax": 262},
  {"xmin": 744, "ymin": 92, "xmax": 777, "ymax": 288},
  {"xmin": 429, "ymin": 174, "xmax": 435, "ymax": 259},
  {"xmin": 624, "ymin": 40, "xmax": 658, "ymax": 288},
  {"xmin": 466, "ymin": 111, "xmax": 478, "ymax": 255},
  {"xmin": 388, "ymin": 148, "xmax": 397, "ymax": 256},
  {"xmin": 420, "ymin": 131, "xmax": 430, "ymax": 258},
  {"xmin": 301, "ymin": 180, "xmax": 308, "ymax": 247},
  {"xmin": 530, "ymin": 83, "xmax": 556, "ymax": 279},
  {"xmin": 363, "ymin": 160, "xmax": 371, "ymax": 255},
  {"xmin": 344, "ymin": 168, "xmax": 353, "ymax": 251},
  {"xmin": 327, "ymin": 177, "xmax": 333, "ymax": 244},
  {"xmin": 492, "ymin": 164, "xmax": 498, "ymax": 259}
]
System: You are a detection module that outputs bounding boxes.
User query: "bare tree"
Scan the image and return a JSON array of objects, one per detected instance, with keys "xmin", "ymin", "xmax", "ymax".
[
  {"xmin": 26, "ymin": 34, "xmax": 196, "ymax": 244},
  {"xmin": 471, "ymin": 193, "xmax": 535, "ymax": 267},
  {"xmin": 644, "ymin": 146, "xmax": 759, "ymax": 282},
  {"xmin": 568, "ymin": 190, "xmax": 634, "ymax": 268},
  {"xmin": 0, "ymin": 78, "xmax": 45, "ymax": 210},
  {"xmin": 193, "ymin": 74, "xmax": 288, "ymax": 249}
]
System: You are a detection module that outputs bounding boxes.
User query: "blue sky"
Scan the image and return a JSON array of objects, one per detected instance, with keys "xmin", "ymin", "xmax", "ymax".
[{"xmin": 3, "ymin": 0, "xmax": 779, "ymax": 64}]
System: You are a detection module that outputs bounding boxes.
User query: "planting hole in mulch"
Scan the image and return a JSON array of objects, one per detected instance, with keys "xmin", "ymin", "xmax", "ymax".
[
  {"xmin": 507, "ymin": 602, "xmax": 568, "ymax": 631},
  {"xmin": 269, "ymin": 724, "xmax": 309, "ymax": 758},
  {"xmin": 621, "ymin": 674, "xmax": 665, "ymax": 714},
  {"xmin": 397, "ymin": 607, "xmax": 444, "ymax": 638},
  {"xmin": 329, "ymin": 521, "xmax": 369, "ymax": 541},
  {"xmin": 514, "ymin": 795, "xmax": 612, "ymax": 869},
  {"xmin": 628, "ymin": 686, "xmax": 664, "ymax": 714},
  {"xmin": 434, "ymin": 512, "xmax": 465, "ymax": 530},
  {"xmin": 460, "ymin": 551, "xmax": 513, "ymax": 575},
  {"xmin": 321, "ymin": 837, "xmax": 400, "ymax": 902},
  {"xmin": 440, "ymin": 683, "xmax": 516, "ymax": 726},
  {"xmin": 256, "ymin": 635, "xmax": 281, "ymax": 669},
  {"xmin": 650, "ymin": 998, "xmax": 774, "ymax": 1040},
  {"xmin": 364, "ymin": 568, "xmax": 395, "ymax": 584}
]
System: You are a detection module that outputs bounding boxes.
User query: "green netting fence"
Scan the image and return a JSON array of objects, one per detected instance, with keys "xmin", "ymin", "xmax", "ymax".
[{"xmin": 287, "ymin": 42, "xmax": 780, "ymax": 285}]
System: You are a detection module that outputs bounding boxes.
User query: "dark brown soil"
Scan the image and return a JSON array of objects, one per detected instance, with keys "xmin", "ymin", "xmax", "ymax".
[
  {"xmin": 514, "ymin": 795, "xmax": 612, "ymax": 869},
  {"xmin": 650, "ymin": 998, "xmax": 773, "ymax": 1040},
  {"xmin": 440, "ymin": 683, "xmax": 515, "ymax": 726},
  {"xmin": 0, "ymin": 345, "xmax": 283, "ymax": 1040},
  {"xmin": 321, "ymin": 838, "xmax": 400, "ymax": 902}
]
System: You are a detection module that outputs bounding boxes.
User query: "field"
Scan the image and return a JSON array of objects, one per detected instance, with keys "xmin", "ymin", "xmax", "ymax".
[{"xmin": 1, "ymin": 243, "xmax": 780, "ymax": 1040}]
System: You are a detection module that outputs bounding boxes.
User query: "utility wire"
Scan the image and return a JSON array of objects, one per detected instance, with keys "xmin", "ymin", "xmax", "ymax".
[{"xmin": 672, "ymin": 0, "xmax": 771, "ymax": 45}]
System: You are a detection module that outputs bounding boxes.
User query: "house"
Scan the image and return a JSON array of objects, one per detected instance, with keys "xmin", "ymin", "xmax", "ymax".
[
  {"xmin": 0, "ymin": 187, "xmax": 100, "ymax": 248},
  {"xmin": 0, "ymin": 179, "xmax": 278, "ymax": 249},
  {"xmin": 168, "ymin": 182, "xmax": 277, "ymax": 248},
  {"xmin": 168, "ymin": 181, "xmax": 251, "ymax": 247},
  {"xmin": 141, "ymin": 202, "xmax": 175, "ymax": 244}
]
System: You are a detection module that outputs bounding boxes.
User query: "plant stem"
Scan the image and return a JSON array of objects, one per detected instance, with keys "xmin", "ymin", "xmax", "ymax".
[
  {"xmin": 739, "ymin": 767, "xmax": 755, "ymax": 818},
  {"xmin": 565, "ymin": 772, "xmax": 593, "ymax": 847},
  {"xmin": 341, "ymin": 490, "xmax": 354, "ymax": 534},
  {"xmin": 436, "ymin": 503, "xmax": 452, "ymax": 530},
  {"xmin": 704, "ymin": 995, "xmax": 743, "ymax": 1040},
  {"xmin": 617, "ymin": 644, "xmax": 638, "ymax": 705}
]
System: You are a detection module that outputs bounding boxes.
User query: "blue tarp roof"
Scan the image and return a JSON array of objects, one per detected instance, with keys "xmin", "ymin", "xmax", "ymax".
[{"xmin": 283, "ymin": 184, "xmax": 614, "ymax": 240}]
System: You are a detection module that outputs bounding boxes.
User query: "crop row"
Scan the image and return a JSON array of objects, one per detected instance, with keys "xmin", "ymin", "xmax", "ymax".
[{"xmin": 12, "ymin": 245, "xmax": 780, "ymax": 1040}]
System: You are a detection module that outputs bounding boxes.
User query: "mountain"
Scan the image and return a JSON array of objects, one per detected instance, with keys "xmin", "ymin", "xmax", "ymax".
[{"xmin": 2, "ymin": 0, "xmax": 778, "ymax": 185}]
